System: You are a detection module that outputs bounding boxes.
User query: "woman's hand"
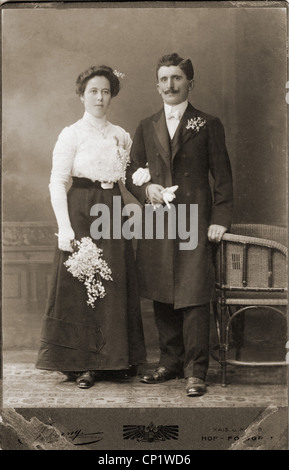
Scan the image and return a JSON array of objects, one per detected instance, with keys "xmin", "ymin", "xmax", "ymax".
[
  {"xmin": 57, "ymin": 227, "xmax": 75, "ymax": 252},
  {"xmin": 207, "ymin": 224, "xmax": 227, "ymax": 243},
  {"xmin": 132, "ymin": 167, "xmax": 151, "ymax": 186}
]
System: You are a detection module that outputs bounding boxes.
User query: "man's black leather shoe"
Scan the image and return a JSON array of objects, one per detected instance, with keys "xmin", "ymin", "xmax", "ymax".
[
  {"xmin": 186, "ymin": 377, "xmax": 206, "ymax": 396},
  {"xmin": 140, "ymin": 366, "xmax": 177, "ymax": 384}
]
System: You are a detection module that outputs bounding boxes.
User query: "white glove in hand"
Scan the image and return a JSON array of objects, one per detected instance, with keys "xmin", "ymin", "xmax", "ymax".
[
  {"xmin": 161, "ymin": 185, "xmax": 179, "ymax": 208},
  {"xmin": 132, "ymin": 167, "xmax": 151, "ymax": 186},
  {"xmin": 57, "ymin": 227, "xmax": 75, "ymax": 252}
]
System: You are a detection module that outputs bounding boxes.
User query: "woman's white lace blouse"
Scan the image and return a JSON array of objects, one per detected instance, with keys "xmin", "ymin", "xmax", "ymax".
[{"xmin": 50, "ymin": 111, "xmax": 132, "ymax": 189}]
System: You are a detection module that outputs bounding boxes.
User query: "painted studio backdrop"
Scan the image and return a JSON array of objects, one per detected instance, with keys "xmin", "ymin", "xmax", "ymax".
[{"xmin": 2, "ymin": 5, "xmax": 287, "ymax": 354}]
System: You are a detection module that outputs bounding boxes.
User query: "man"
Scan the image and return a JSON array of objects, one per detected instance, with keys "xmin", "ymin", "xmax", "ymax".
[{"xmin": 126, "ymin": 53, "xmax": 233, "ymax": 396}]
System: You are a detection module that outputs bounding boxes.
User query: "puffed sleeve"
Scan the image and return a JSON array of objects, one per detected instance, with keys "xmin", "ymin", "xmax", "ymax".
[
  {"xmin": 118, "ymin": 127, "xmax": 132, "ymax": 156},
  {"xmin": 50, "ymin": 126, "xmax": 77, "ymax": 187},
  {"xmin": 116, "ymin": 127, "xmax": 132, "ymax": 184}
]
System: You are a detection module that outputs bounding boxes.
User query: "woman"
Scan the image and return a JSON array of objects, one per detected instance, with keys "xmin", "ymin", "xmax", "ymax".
[{"xmin": 35, "ymin": 65, "xmax": 147, "ymax": 388}]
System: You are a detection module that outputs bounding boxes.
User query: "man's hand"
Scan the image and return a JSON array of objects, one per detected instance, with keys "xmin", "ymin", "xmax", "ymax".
[
  {"xmin": 146, "ymin": 183, "xmax": 165, "ymax": 206},
  {"xmin": 161, "ymin": 185, "xmax": 179, "ymax": 208},
  {"xmin": 207, "ymin": 224, "xmax": 227, "ymax": 243}
]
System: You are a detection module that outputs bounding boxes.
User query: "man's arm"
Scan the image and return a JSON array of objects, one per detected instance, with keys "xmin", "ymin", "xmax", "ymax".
[
  {"xmin": 207, "ymin": 117, "xmax": 234, "ymax": 242},
  {"xmin": 207, "ymin": 117, "xmax": 234, "ymax": 229},
  {"xmin": 126, "ymin": 122, "xmax": 151, "ymax": 205},
  {"xmin": 127, "ymin": 121, "xmax": 167, "ymax": 207}
]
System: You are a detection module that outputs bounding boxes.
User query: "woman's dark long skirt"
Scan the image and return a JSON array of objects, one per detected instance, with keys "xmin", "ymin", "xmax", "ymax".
[{"xmin": 35, "ymin": 178, "xmax": 147, "ymax": 371}]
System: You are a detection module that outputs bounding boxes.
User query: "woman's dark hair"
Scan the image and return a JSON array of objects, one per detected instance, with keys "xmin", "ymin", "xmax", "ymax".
[
  {"xmin": 156, "ymin": 53, "xmax": 194, "ymax": 80},
  {"xmin": 76, "ymin": 65, "xmax": 120, "ymax": 97}
]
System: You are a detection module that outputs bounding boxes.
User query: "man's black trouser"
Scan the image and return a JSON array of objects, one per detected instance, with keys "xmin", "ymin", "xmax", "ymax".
[{"xmin": 153, "ymin": 301, "xmax": 210, "ymax": 380}]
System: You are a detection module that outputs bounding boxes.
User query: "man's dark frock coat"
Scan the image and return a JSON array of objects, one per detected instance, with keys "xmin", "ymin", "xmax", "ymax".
[{"xmin": 126, "ymin": 103, "xmax": 233, "ymax": 309}]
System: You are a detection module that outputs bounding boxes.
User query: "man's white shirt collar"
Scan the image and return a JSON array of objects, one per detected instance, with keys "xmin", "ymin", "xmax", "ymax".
[
  {"xmin": 164, "ymin": 101, "xmax": 188, "ymax": 139},
  {"xmin": 164, "ymin": 100, "xmax": 188, "ymax": 121}
]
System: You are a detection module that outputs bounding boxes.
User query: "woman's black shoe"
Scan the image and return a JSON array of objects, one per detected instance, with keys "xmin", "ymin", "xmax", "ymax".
[
  {"xmin": 62, "ymin": 371, "xmax": 80, "ymax": 381},
  {"xmin": 76, "ymin": 371, "xmax": 96, "ymax": 389}
]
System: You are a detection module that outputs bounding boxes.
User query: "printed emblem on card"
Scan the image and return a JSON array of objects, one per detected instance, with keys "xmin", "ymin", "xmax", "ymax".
[{"xmin": 123, "ymin": 422, "xmax": 179, "ymax": 442}]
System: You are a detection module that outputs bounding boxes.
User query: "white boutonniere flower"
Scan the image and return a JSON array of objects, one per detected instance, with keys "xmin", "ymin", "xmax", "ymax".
[{"xmin": 186, "ymin": 117, "xmax": 206, "ymax": 133}]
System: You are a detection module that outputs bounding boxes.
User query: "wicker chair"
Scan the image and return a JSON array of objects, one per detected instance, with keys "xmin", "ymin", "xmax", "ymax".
[{"xmin": 212, "ymin": 224, "xmax": 288, "ymax": 386}]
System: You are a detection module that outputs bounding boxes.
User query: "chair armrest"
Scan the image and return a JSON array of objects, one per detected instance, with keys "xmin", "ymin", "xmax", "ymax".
[{"xmin": 222, "ymin": 233, "xmax": 288, "ymax": 256}]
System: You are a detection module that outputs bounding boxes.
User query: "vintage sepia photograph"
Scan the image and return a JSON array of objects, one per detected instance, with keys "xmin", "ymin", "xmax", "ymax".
[{"xmin": 1, "ymin": 0, "xmax": 288, "ymax": 451}]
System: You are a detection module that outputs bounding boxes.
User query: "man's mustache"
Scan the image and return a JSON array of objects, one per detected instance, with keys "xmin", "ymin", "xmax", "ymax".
[{"xmin": 164, "ymin": 88, "xmax": 179, "ymax": 94}]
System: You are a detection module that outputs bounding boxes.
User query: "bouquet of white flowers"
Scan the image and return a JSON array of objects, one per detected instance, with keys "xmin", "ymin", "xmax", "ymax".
[{"xmin": 64, "ymin": 237, "xmax": 113, "ymax": 308}]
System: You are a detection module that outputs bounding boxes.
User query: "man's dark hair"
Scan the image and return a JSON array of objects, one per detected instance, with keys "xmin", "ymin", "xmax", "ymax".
[{"xmin": 156, "ymin": 53, "xmax": 194, "ymax": 80}]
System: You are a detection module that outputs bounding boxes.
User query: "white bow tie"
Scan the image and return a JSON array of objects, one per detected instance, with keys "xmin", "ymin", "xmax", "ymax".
[{"xmin": 167, "ymin": 110, "xmax": 181, "ymax": 120}]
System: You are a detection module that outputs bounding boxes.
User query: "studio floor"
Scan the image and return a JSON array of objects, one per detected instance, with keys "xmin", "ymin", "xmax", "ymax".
[
  {"xmin": 2, "ymin": 349, "xmax": 288, "ymax": 409},
  {"xmin": 1, "ymin": 298, "xmax": 288, "ymax": 409}
]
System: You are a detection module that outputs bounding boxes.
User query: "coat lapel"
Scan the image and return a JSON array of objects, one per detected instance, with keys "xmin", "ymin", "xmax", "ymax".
[
  {"xmin": 152, "ymin": 110, "xmax": 171, "ymax": 168},
  {"xmin": 171, "ymin": 103, "xmax": 199, "ymax": 160}
]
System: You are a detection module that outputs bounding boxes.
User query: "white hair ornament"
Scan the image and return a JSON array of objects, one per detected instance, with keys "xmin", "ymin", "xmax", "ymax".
[{"xmin": 113, "ymin": 70, "xmax": 125, "ymax": 79}]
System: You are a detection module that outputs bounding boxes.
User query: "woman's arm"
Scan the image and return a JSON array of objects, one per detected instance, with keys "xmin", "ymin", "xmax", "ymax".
[{"xmin": 49, "ymin": 126, "xmax": 77, "ymax": 252}]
